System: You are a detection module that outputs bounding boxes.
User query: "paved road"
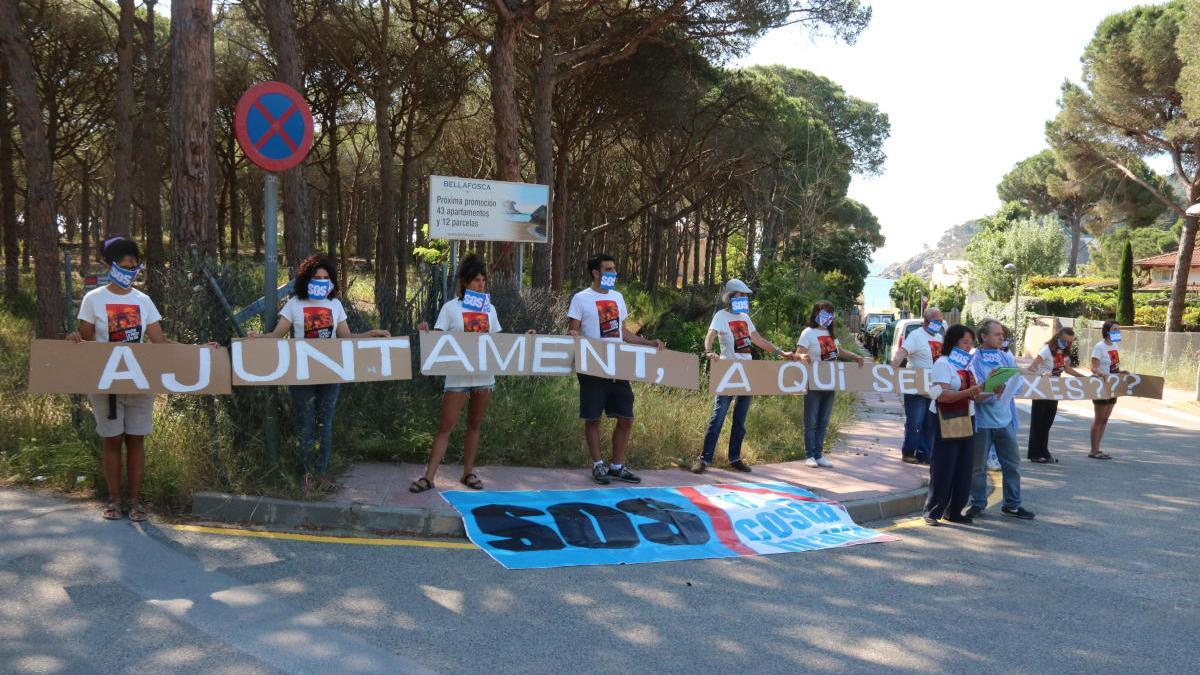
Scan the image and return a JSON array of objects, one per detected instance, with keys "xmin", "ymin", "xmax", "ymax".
[{"xmin": 2, "ymin": 399, "xmax": 1197, "ymax": 675}]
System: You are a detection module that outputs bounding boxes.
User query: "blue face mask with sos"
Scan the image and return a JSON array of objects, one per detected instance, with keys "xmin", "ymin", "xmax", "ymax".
[
  {"xmin": 947, "ymin": 347, "xmax": 972, "ymax": 369},
  {"xmin": 109, "ymin": 263, "xmax": 142, "ymax": 289},
  {"xmin": 926, "ymin": 320, "xmax": 944, "ymax": 335},
  {"xmin": 307, "ymin": 279, "xmax": 333, "ymax": 300},
  {"xmin": 1109, "ymin": 330, "xmax": 1122, "ymax": 343},
  {"xmin": 599, "ymin": 271, "xmax": 617, "ymax": 290},
  {"xmin": 462, "ymin": 289, "xmax": 488, "ymax": 311},
  {"xmin": 731, "ymin": 296, "xmax": 749, "ymax": 315},
  {"xmin": 817, "ymin": 310, "xmax": 835, "ymax": 328}
]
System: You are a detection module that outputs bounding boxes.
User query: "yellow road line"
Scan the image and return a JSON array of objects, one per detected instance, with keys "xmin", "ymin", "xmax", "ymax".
[
  {"xmin": 167, "ymin": 523, "xmax": 476, "ymax": 549},
  {"xmin": 876, "ymin": 481, "xmax": 1004, "ymax": 533}
]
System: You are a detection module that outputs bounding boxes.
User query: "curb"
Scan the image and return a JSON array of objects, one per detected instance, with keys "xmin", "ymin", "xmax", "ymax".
[{"xmin": 190, "ymin": 485, "xmax": 927, "ymax": 537}]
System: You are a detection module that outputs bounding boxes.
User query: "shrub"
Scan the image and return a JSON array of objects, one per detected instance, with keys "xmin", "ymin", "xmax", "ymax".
[
  {"xmin": 1024, "ymin": 276, "xmax": 1114, "ymax": 290},
  {"xmin": 1031, "ymin": 286, "xmax": 1115, "ymax": 318}
]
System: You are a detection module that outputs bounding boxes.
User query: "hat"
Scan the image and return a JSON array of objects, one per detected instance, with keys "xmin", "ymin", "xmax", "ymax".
[{"xmin": 721, "ymin": 278, "xmax": 753, "ymax": 304}]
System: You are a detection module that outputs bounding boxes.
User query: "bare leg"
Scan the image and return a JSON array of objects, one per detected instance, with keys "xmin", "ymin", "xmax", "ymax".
[
  {"xmin": 425, "ymin": 392, "xmax": 469, "ymax": 482},
  {"xmin": 102, "ymin": 435, "xmax": 124, "ymax": 502},
  {"xmin": 584, "ymin": 420, "xmax": 603, "ymax": 462},
  {"xmin": 124, "ymin": 435, "xmax": 146, "ymax": 501},
  {"xmin": 461, "ymin": 390, "xmax": 493, "ymax": 477},
  {"xmin": 611, "ymin": 418, "xmax": 633, "ymax": 465},
  {"xmin": 1090, "ymin": 403, "xmax": 1114, "ymax": 455}
]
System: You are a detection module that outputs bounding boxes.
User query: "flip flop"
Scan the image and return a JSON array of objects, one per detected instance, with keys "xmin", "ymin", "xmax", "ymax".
[
  {"xmin": 128, "ymin": 501, "xmax": 148, "ymax": 522},
  {"xmin": 1088, "ymin": 453, "xmax": 1112, "ymax": 460},
  {"xmin": 460, "ymin": 473, "xmax": 484, "ymax": 490},
  {"xmin": 102, "ymin": 500, "xmax": 123, "ymax": 521},
  {"xmin": 409, "ymin": 477, "xmax": 435, "ymax": 493}
]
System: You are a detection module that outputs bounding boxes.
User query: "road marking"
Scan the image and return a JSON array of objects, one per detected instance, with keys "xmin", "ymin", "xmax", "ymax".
[{"xmin": 168, "ymin": 523, "xmax": 476, "ymax": 549}]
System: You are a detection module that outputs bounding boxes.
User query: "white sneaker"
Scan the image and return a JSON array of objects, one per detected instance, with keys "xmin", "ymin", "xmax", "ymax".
[
  {"xmin": 805, "ymin": 457, "xmax": 819, "ymax": 468},
  {"xmin": 986, "ymin": 457, "xmax": 1001, "ymax": 472},
  {"xmin": 816, "ymin": 457, "xmax": 834, "ymax": 468}
]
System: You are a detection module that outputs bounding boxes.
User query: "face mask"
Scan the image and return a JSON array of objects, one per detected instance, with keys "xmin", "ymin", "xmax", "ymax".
[
  {"xmin": 1110, "ymin": 330, "xmax": 1122, "ymax": 343},
  {"xmin": 731, "ymin": 297, "xmax": 749, "ymax": 315},
  {"xmin": 1056, "ymin": 338, "xmax": 1068, "ymax": 350},
  {"xmin": 599, "ymin": 271, "xmax": 617, "ymax": 290},
  {"xmin": 947, "ymin": 347, "xmax": 972, "ymax": 369},
  {"xmin": 307, "ymin": 279, "xmax": 333, "ymax": 300},
  {"xmin": 926, "ymin": 320, "xmax": 944, "ymax": 335},
  {"xmin": 817, "ymin": 310, "xmax": 835, "ymax": 328},
  {"xmin": 462, "ymin": 289, "xmax": 488, "ymax": 311},
  {"xmin": 1001, "ymin": 338, "xmax": 1011, "ymax": 351},
  {"xmin": 109, "ymin": 262, "xmax": 142, "ymax": 289}
]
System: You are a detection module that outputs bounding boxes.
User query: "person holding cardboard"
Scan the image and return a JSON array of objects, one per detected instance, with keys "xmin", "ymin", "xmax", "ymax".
[
  {"xmin": 795, "ymin": 300, "xmax": 866, "ymax": 468},
  {"xmin": 691, "ymin": 279, "xmax": 794, "ymax": 474},
  {"xmin": 67, "ymin": 237, "xmax": 208, "ymax": 522},
  {"xmin": 411, "ymin": 255, "xmax": 510, "ymax": 493},
  {"xmin": 923, "ymin": 324, "xmax": 986, "ymax": 526},
  {"xmin": 1025, "ymin": 327, "xmax": 1086, "ymax": 463},
  {"xmin": 566, "ymin": 253, "xmax": 664, "ymax": 485},
  {"xmin": 1088, "ymin": 320, "xmax": 1126, "ymax": 460},
  {"xmin": 249, "ymin": 255, "xmax": 389, "ymax": 493},
  {"xmin": 892, "ymin": 307, "xmax": 944, "ymax": 465}
]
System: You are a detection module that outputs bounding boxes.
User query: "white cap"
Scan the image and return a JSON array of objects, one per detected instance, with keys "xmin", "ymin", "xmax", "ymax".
[{"xmin": 722, "ymin": 278, "xmax": 753, "ymax": 304}]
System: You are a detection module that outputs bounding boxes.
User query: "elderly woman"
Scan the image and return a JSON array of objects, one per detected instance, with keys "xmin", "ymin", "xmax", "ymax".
[{"xmin": 923, "ymin": 324, "xmax": 985, "ymax": 525}]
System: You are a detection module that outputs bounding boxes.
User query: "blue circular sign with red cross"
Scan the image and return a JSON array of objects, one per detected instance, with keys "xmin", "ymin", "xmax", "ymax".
[{"xmin": 234, "ymin": 81, "xmax": 314, "ymax": 172}]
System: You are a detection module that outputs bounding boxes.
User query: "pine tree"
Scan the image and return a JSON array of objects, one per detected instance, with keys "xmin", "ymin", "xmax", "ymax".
[{"xmin": 1117, "ymin": 241, "xmax": 1134, "ymax": 325}]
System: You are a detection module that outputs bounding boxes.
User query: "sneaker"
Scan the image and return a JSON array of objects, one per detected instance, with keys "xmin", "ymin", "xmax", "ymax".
[
  {"xmin": 901, "ymin": 455, "xmax": 920, "ymax": 464},
  {"xmin": 987, "ymin": 457, "xmax": 1001, "ymax": 472},
  {"xmin": 923, "ymin": 515, "xmax": 940, "ymax": 526},
  {"xmin": 963, "ymin": 505, "xmax": 984, "ymax": 518},
  {"xmin": 607, "ymin": 466, "xmax": 642, "ymax": 483},
  {"xmin": 816, "ymin": 457, "xmax": 834, "ymax": 468},
  {"xmin": 728, "ymin": 460, "xmax": 752, "ymax": 473},
  {"xmin": 591, "ymin": 463, "xmax": 611, "ymax": 485},
  {"xmin": 946, "ymin": 515, "xmax": 975, "ymax": 525},
  {"xmin": 805, "ymin": 457, "xmax": 820, "ymax": 468},
  {"xmin": 1001, "ymin": 506, "xmax": 1036, "ymax": 520},
  {"xmin": 690, "ymin": 458, "xmax": 707, "ymax": 474}
]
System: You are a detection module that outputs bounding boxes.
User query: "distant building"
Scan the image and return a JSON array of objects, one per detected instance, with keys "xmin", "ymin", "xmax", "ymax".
[
  {"xmin": 930, "ymin": 259, "xmax": 968, "ymax": 290},
  {"xmin": 1134, "ymin": 250, "xmax": 1200, "ymax": 289}
]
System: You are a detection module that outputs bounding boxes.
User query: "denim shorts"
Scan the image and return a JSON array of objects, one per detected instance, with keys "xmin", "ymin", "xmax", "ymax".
[{"xmin": 445, "ymin": 385, "xmax": 495, "ymax": 394}]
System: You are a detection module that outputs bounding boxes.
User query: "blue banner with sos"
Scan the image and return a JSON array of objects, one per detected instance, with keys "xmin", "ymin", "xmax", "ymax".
[{"xmin": 442, "ymin": 482, "xmax": 896, "ymax": 569}]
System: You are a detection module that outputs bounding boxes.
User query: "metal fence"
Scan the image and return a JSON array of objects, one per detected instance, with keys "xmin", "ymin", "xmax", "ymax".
[{"xmin": 1066, "ymin": 317, "xmax": 1200, "ymax": 397}]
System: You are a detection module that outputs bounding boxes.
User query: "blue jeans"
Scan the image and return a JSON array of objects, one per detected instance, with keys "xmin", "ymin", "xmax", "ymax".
[
  {"xmin": 290, "ymin": 383, "xmax": 340, "ymax": 476},
  {"xmin": 803, "ymin": 390, "xmax": 836, "ymax": 459},
  {"xmin": 971, "ymin": 426, "xmax": 1021, "ymax": 509},
  {"xmin": 701, "ymin": 395, "xmax": 752, "ymax": 463},
  {"xmin": 902, "ymin": 394, "xmax": 935, "ymax": 459}
]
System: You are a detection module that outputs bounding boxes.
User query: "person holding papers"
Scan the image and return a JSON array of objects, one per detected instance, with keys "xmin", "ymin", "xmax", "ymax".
[
  {"xmin": 691, "ymin": 279, "xmax": 794, "ymax": 474},
  {"xmin": 1025, "ymin": 327, "xmax": 1086, "ymax": 463},
  {"xmin": 964, "ymin": 320, "xmax": 1034, "ymax": 520},
  {"xmin": 923, "ymin": 324, "xmax": 986, "ymax": 526},
  {"xmin": 1088, "ymin": 321, "xmax": 1126, "ymax": 460},
  {"xmin": 566, "ymin": 253, "xmax": 664, "ymax": 485},
  {"xmin": 795, "ymin": 301, "xmax": 866, "ymax": 468},
  {"xmin": 891, "ymin": 307, "xmax": 944, "ymax": 464},
  {"xmin": 249, "ymin": 255, "xmax": 390, "ymax": 493},
  {"xmin": 411, "ymin": 255, "xmax": 505, "ymax": 492}
]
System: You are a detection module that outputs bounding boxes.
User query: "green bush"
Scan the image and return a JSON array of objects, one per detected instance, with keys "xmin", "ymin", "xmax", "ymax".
[
  {"xmin": 1025, "ymin": 276, "xmax": 1113, "ymax": 290},
  {"xmin": 1031, "ymin": 286, "xmax": 1115, "ymax": 318}
]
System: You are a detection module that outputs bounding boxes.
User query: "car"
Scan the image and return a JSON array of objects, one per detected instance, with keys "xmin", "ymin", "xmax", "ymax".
[
  {"xmin": 879, "ymin": 318, "xmax": 924, "ymax": 366},
  {"xmin": 859, "ymin": 313, "xmax": 896, "ymax": 356}
]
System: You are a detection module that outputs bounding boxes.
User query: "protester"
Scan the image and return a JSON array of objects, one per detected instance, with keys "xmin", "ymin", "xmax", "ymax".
[
  {"xmin": 567, "ymin": 253, "xmax": 664, "ymax": 484},
  {"xmin": 1088, "ymin": 320, "xmax": 1126, "ymax": 460},
  {"xmin": 965, "ymin": 319, "xmax": 1035, "ymax": 520},
  {"xmin": 692, "ymin": 279, "xmax": 795, "ymax": 474},
  {"xmin": 923, "ymin": 324, "xmax": 985, "ymax": 526},
  {"xmin": 411, "ymin": 256, "xmax": 518, "ymax": 492},
  {"xmin": 1025, "ymin": 327, "xmax": 1086, "ymax": 463},
  {"xmin": 795, "ymin": 300, "xmax": 866, "ymax": 468},
  {"xmin": 249, "ymin": 255, "xmax": 390, "ymax": 492},
  {"xmin": 69, "ymin": 237, "xmax": 211, "ymax": 522},
  {"xmin": 891, "ymin": 307, "xmax": 944, "ymax": 464}
]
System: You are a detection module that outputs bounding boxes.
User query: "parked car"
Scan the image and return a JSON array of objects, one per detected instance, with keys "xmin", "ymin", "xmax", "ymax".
[
  {"xmin": 859, "ymin": 313, "xmax": 895, "ymax": 357},
  {"xmin": 879, "ymin": 318, "xmax": 923, "ymax": 366}
]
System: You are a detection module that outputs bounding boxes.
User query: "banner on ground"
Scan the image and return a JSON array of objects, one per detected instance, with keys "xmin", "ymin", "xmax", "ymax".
[
  {"xmin": 27, "ymin": 340, "xmax": 232, "ymax": 395},
  {"xmin": 708, "ymin": 360, "xmax": 1163, "ymax": 400},
  {"xmin": 575, "ymin": 337, "xmax": 700, "ymax": 390},
  {"xmin": 441, "ymin": 482, "xmax": 896, "ymax": 570},
  {"xmin": 231, "ymin": 337, "xmax": 412, "ymax": 386},
  {"xmin": 419, "ymin": 332, "xmax": 575, "ymax": 377},
  {"xmin": 428, "ymin": 175, "xmax": 550, "ymax": 243}
]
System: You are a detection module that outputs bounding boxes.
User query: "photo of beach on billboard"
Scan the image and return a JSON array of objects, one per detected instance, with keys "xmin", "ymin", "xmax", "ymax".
[{"xmin": 429, "ymin": 175, "xmax": 550, "ymax": 243}]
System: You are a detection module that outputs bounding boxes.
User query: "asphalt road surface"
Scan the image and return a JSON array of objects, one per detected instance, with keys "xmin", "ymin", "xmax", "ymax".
[{"xmin": 2, "ymin": 397, "xmax": 1197, "ymax": 674}]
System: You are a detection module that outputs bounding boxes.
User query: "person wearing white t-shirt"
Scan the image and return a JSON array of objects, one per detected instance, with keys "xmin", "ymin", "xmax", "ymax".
[
  {"xmin": 566, "ymin": 253, "xmax": 664, "ymax": 485},
  {"xmin": 68, "ymin": 237, "xmax": 216, "ymax": 523},
  {"xmin": 1024, "ymin": 327, "xmax": 1085, "ymax": 463},
  {"xmin": 690, "ymin": 279, "xmax": 794, "ymax": 474},
  {"xmin": 795, "ymin": 300, "xmax": 866, "ymax": 468},
  {"xmin": 892, "ymin": 307, "xmax": 945, "ymax": 464},
  {"xmin": 1088, "ymin": 320, "xmax": 1126, "ymax": 460},
  {"xmin": 250, "ymin": 255, "xmax": 390, "ymax": 492}
]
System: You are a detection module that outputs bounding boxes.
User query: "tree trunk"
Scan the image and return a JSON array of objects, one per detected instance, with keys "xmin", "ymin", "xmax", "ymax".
[
  {"xmin": 228, "ymin": 132, "xmax": 240, "ymax": 258},
  {"xmin": 692, "ymin": 213, "xmax": 701, "ymax": 286},
  {"xmin": 324, "ymin": 104, "xmax": 339, "ymax": 262},
  {"xmin": 139, "ymin": 0, "xmax": 166, "ymax": 296},
  {"xmin": 216, "ymin": 172, "xmax": 228, "ymax": 259},
  {"xmin": 550, "ymin": 143, "xmax": 568, "ymax": 291},
  {"xmin": 487, "ymin": 12, "xmax": 526, "ymax": 286},
  {"xmin": 0, "ymin": 64, "xmax": 18, "ymax": 298},
  {"xmin": 169, "ymin": 0, "xmax": 213, "ymax": 259},
  {"xmin": 0, "ymin": 2, "xmax": 64, "ymax": 336},
  {"xmin": 262, "ymin": 0, "xmax": 310, "ymax": 269},
  {"xmin": 108, "ymin": 0, "xmax": 136, "ymax": 237},
  {"xmin": 374, "ymin": 83, "xmax": 397, "ymax": 329},
  {"xmin": 397, "ymin": 119, "xmax": 413, "ymax": 318},
  {"xmin": 1165, "ymin": 214, "xmax": 1197, "ymax": 332},
  {"xmin": 1067, "ymin": 216, "xmax": 1082, "ymax": 277},
  {"xmin": 80, "ymin": 161, "xmax": 91, "ymax": 267},
  {"xmin": 530, "ymin": 10, "xmax": 556, "ymax": 289},
  {"xmin": 249, "ymin": 176, "xmax": 263, "ymax": 260}
]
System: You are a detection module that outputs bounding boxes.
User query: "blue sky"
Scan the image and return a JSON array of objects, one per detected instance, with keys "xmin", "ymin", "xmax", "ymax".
[{"xmin": 736, "ymin": 0, "xmax": 1165, "ymax": 269}]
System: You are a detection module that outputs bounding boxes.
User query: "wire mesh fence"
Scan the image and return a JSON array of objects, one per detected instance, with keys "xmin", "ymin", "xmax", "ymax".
[{"xmin": 1070, "ymin": 317, "xmax": 1200, "ymax": 395}]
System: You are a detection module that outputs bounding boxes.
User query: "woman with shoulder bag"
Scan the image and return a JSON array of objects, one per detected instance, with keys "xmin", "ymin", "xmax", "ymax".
[{"xmin": 923, "ymin": 324, "xmax": 986, "ymax": 526}]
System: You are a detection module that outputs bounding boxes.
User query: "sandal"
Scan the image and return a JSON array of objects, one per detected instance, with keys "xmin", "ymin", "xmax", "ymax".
[
  {"xmin": 102, "ymin": 500, "xmax": 123, "ymax": 521},
  {"xmin": 128, "ymin": 501, "xmax": 148, "ymax": 522},
  {"xmin": 460, "ymin": 473, "xmax": 484, "ymax": 490},
  {"xmin": 1088, "ymin": 452, "xmax": 1112, "ymax": 460},
  {"xmin": 409, "ymin": 477, "xmax": 435, "ymax": 493}
]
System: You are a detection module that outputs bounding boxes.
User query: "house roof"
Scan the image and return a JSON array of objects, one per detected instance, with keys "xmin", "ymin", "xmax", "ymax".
[{"xmin": 1134, "ymin": 249, "xmax": 1200, "ymax": 269}]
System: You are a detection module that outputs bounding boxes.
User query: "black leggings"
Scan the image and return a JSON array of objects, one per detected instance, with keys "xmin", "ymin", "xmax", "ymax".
[{"xmin": 1027, "ymin": 399, "xmax": 1058, "ymax": 460}]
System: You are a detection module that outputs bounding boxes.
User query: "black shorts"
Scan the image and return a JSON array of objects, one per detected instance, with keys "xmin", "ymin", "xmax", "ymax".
[
  {"xmin": 1093, "ymin": 398, "xmax": 1117, "ymax": 407},
  {"xmin": 577, "ymin": 374, "xmax": 635, "ymax": 420}
]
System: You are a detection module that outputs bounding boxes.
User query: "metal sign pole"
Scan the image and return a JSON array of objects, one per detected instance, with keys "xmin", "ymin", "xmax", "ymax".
[
  {"xmin": 447, "ymin": 241, "xmax": 458, "ymax": 301},
  {"xmin": 262, "ymin": 172, "xmax": 280, "ymax": 466}
]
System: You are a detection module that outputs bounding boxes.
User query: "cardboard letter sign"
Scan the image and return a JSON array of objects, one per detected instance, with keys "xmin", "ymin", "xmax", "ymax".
[
  {"xmin": 1017, "ymin": 372, "xmax": 1163, "ymax": 400},
  {"xmin": 419, "ymin": 332, "xmax": 575, "ymax": 377},
  {"xmin": 709, "ymin": 360, "xmax": 933, "ymax": 397},
  {"xmin": 231, "ymin": 338, "xmax": 412, "ymax": 386},
  {"xmin": 28, "ymin": 340, "xmax": 232, "ymax": 395},
  {"xmin": 574, "ymin": 337, "xmax": 699, "ymax": 390}
]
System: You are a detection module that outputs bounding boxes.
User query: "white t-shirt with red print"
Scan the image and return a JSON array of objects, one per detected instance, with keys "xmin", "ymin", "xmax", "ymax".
[
  {"xmin": 434, "ymin": 297, "xmax": 502, "ymax": 389},
  {"xmin": 78, "ymin": 286, "xmax": 162, "ymax": 343},
  {"xmin": 1091, "ymin": 341, "xmax": 1121, "ymax": 374},
  {"xmin": 279, "ymin": 297, "xmax": 348, "ymax": 340},
  {"xmin": 1037, "ymin": 344, "xmax": 1070, "ymax": 376},
  {"xmin": 901, "ymin": 327, "xmax": 943, "ymax": 371},
  {"xmin": 709, "ymin": 309, "xmax": 756, "ymax": 361},
  {"xmin": 567, "ymin": 287, "xmax": 628, "ymax": 342},
  {"xmin": 798, "ymin": 327, "xmax": 840, "ymax": 362}
]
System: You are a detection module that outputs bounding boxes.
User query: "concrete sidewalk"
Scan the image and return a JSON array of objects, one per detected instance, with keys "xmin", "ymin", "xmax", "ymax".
[{"xmin": 191, "ymin": 392, "xmax": 929, "ymax": 535}]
